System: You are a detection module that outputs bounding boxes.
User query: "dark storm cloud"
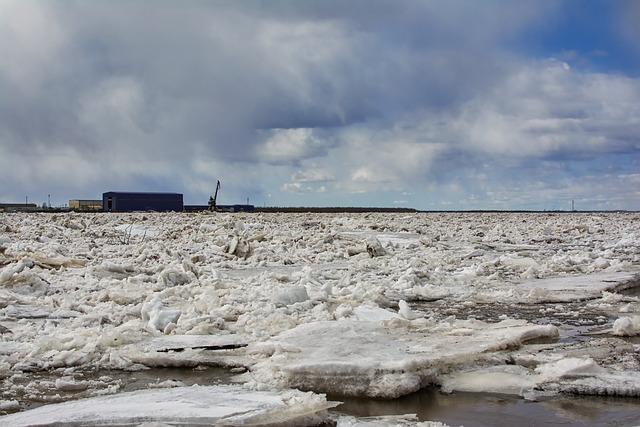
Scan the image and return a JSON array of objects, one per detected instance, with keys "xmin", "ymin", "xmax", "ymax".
[
  {"xmin": 1, "ymin": 0, "xmax": 638, "ymax": 210},
  {"xmin": 1, "ymin": 1, "xmax": 538, "ymax": 155},
  {"xmin": 2, "ymin": 1, "xmax": 543, "ymax": 161}
]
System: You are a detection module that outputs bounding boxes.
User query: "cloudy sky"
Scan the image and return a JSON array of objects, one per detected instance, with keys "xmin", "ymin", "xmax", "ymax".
[{"xmin": 1, "ymin": 0, "xmax": 639, "ymax": 210}]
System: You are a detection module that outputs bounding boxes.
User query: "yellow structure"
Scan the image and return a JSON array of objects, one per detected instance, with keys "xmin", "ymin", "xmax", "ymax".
[{"xmin": 69, "ymin": 199, "xmax": 102, "ymax": 211}]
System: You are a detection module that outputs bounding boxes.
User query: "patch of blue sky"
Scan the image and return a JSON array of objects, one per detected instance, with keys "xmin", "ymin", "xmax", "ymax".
[{"xmin": 510, "ymin": 1, "xmax": 638, "ymax": 75}]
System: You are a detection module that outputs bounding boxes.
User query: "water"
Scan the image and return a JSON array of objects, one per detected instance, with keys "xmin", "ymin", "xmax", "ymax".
[
  {"xmin": 332, "ymin": 388, "xmax": 640, "ymax": 426},
  {"xmin": 4, "ymin": 366, "xmax": 639, "ymax": 426}
]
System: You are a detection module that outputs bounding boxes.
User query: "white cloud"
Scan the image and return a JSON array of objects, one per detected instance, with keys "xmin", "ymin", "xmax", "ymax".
[
  {"xmin": 281, "ymin": 168, "xmax": 335, "ymax": 195},
  {"xmin": 281, "ymin": 182, "xmax": 326, "ymax": 194},
  {"xmin": 291, "ymin": 169, "xmax": 335, "ymax": 183},
  {"xmin": 448, "ymin": 60, "xmax": 640, "ymax": 161},
  {"xmin": 257, "ymin": 128, "xmax": 328, "ymax": 164},
  {"xmin": 351, "ymin": 167, "xmax": 388, "ymax": 183}
]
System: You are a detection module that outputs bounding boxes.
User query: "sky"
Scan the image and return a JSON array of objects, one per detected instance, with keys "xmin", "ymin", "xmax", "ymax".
[{"xmin": 1, "ymin": 0, "xmax": 639, "ymax": 211}]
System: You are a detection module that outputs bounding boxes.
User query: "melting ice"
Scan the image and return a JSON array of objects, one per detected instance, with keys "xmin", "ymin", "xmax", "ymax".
[{"xmin": 1, "ymin": 211, "xmax": 639, "ymax": 426}]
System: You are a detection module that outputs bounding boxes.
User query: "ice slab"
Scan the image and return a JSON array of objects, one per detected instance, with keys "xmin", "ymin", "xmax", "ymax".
[
  {"xmin": 340, "ymin": 231, "xmax": 421, "ymax": 247},
  {"xmin": 440, "ymin": 337, "xmax": 640, "ymax": 399},
  {"xmin": 120, "ymin": 334, "xmax": 252, "ymax": 369},
  {"xmin": 247, "ymin": 318, "xmax": 558, "ymax": 398},
  {"xmin": 440, "ymin": 356, "xmax": 640, "ymax": 399},
  {"xmin": 0, "ymin": 304, "xmax": 80, "ymax": 319},
  {"xmin": 138, "ymin": 334, "xmax": 249, "ymax": 353},
  {"xmin": 0, "ymin": 384, "xmax": 338, "ymax": 426},
  {"xmin": 115, "ymin": 223, "xmax": 159, "ymax": 238},
  {"xmin": 337, "ymin": 414, "xmax": 451, "ymax": 426},
  {"xmin": 498, "ymin": 271, "xmax": 639, "ymax": 303}
]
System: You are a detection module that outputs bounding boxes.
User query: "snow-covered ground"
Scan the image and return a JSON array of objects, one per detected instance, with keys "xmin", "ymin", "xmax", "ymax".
[{"xmin": 1, "ymin": 211, "xmax": 639, "ymax": 426}]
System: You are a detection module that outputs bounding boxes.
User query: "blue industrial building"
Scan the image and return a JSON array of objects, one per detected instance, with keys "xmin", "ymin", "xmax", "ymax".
[{"xmin": 103, "ymin": 192, "xmax": 183, "ymax": 212}]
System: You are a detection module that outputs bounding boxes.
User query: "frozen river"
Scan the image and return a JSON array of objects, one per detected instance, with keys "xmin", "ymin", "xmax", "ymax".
[{"xmin": 1, "ymin": 211, "xmax": 639, "ymax": 426}]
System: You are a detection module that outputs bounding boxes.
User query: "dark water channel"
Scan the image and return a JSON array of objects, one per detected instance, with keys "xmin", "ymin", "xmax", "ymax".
[
  {"xmin": 4, "ymin": 365, "xmax": 639, "ymax": 426},
  {"xmin": 333, "ymin": 388, "xmax": 640, "ymax": 427}
]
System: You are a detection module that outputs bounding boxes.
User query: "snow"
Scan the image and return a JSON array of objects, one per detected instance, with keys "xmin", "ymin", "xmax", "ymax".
[{"xmin": 1, "ymin": 211, "xmax": 639, "ymax": 425}]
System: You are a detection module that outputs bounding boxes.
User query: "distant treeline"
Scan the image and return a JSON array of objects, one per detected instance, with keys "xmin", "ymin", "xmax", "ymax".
[{"xmin": 255, "ymin": 206, "xmax": 418, "ymax": 213}]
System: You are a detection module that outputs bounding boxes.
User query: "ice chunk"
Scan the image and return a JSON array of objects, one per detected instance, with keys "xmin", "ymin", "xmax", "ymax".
[
  {"xmin": 398, "ymin": 300, "xmax": 419, "ymax": 320},
  {"xmin": 0, "ymin": 385, "xmax": 338, "ymax": 426},
  {"xmin": 365, "ymin": 236, "xmax": 386, "ymax": 257},
  {"xmin": 159, "ymin": 267, "xmax": 192, "ymax": 287},
  {"xmin": 439, "ymin": 365, "xmax": 536, "ymax": 395},
  {"xmin": 535, "ymin": 357, "xmax": 605, "ymax": 382},
  {"xmin": 612, "ymin": 316, "xmax": 640, "ymax": 336},
  {"xmin": 55, "ymin": 377, "xmax": 90, "ymax": 391},
  {"xmin": 100, "ymin": 261, "xmax": 135, "ymax": 274},
  {"xmin": 225, "ymin": 235, "xmax": 251, "ymax": 258},
  {"xmin": 0, "ymin": 399, "xmax": 20, "ymax": 413},
  {"xmin": 0, "ymin": 258, "xmax": 33, "ymax": 284},
  {"xmin": 352, "ymin": 304, "xmax": 399, "ymax": 321},
  {"xmin": 271, "ymin": 286, "xmax": 309, "ymax": 306},
  {"xmin": 141, "ymin": 299, "xmax": 182, "ymax": 333},
  {"xmin": 247, "ymin": 318, "xmax": 558, "ymax": 398},
  {"xmin": 31, "ymin": 252, "xmax": 87, "ymax": 269}
]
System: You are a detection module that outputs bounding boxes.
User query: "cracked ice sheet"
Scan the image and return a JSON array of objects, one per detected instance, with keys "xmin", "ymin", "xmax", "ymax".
[
  {"xmin": 340, "ymin": 231, "xmax": 421, "ymax": 246},
  {"xmin": 243, "ymin": 314, "xmax": 559, "ymax": 399},
  {"xmin": 439, "ymin": 336, "xmax": 640, "ymax": 399},
  {"xmin": 115, "ymin": 223, "xmax": 160, "ymax": 238},
  {"xmin": 118, "ymin": 333, "xmax": 255, "ymax": 369},
  {"xmin": 0, "ymin": 384, "xmax": 339, "ymax": 427},
  {"xmin": 439, "ymin": 355, "xmax": 640, "ymax": 399},
  {"xmin": 480, "ymin": 271, "xmax": 640, "ymax": 303}
]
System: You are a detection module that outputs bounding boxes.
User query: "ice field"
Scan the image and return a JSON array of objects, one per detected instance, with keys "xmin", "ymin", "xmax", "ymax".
[{"xmin": 0, "ymin": 211, "xmax": 639, "ymax": 426}]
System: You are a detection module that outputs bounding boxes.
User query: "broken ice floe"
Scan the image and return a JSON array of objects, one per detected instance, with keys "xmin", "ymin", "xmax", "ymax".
[
  {"xmin": 1, "ymin": 211, "xmax": 639, "ymax": 423},
  {"xmin": 0, "ymin": 384, "xmax": 339, "ymax": 427},
  {"xmin": 441, "ymin": 336, "xmax": 640, "ymax": 399},
  {"xmin": 483, "ymin": 271, "xmax": 639, "ymax": 303},
  {"xmin": 242, "ymin": 314, "xmax": 559, "ymax": 399}
]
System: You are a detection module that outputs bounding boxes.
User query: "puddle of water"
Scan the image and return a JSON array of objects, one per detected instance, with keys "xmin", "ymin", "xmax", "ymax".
[
  {"xmin": 332, "ymin": 387, "xmax": 640, "ymax": 427},
  {"xmin": 619, "ymin": 283, "xmax": 640, "ymax": 298}
]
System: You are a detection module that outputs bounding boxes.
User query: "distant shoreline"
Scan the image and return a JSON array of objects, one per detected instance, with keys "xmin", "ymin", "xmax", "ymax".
[
  {"xmin": 254, "ymin": 207, "xmax": 636, "ymax": 214},
  {"xmin": 1, "ymin": 206, "xmax": 636, "ymax": 214}
]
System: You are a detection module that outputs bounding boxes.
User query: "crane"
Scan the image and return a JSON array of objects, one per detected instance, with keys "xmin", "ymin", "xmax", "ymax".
[
  {"xmin": 207, "ymin": 179, "xmax": 254, "ymax": 213},
  {"xmin": 208, "ymin": 180, "xmax": 220, "ymax": 211}
]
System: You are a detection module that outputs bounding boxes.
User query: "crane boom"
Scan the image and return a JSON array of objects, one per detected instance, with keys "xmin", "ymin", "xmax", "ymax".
[{"xmin": 209, "ymin": 180, "xmax": 221, "ymax": 211}]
